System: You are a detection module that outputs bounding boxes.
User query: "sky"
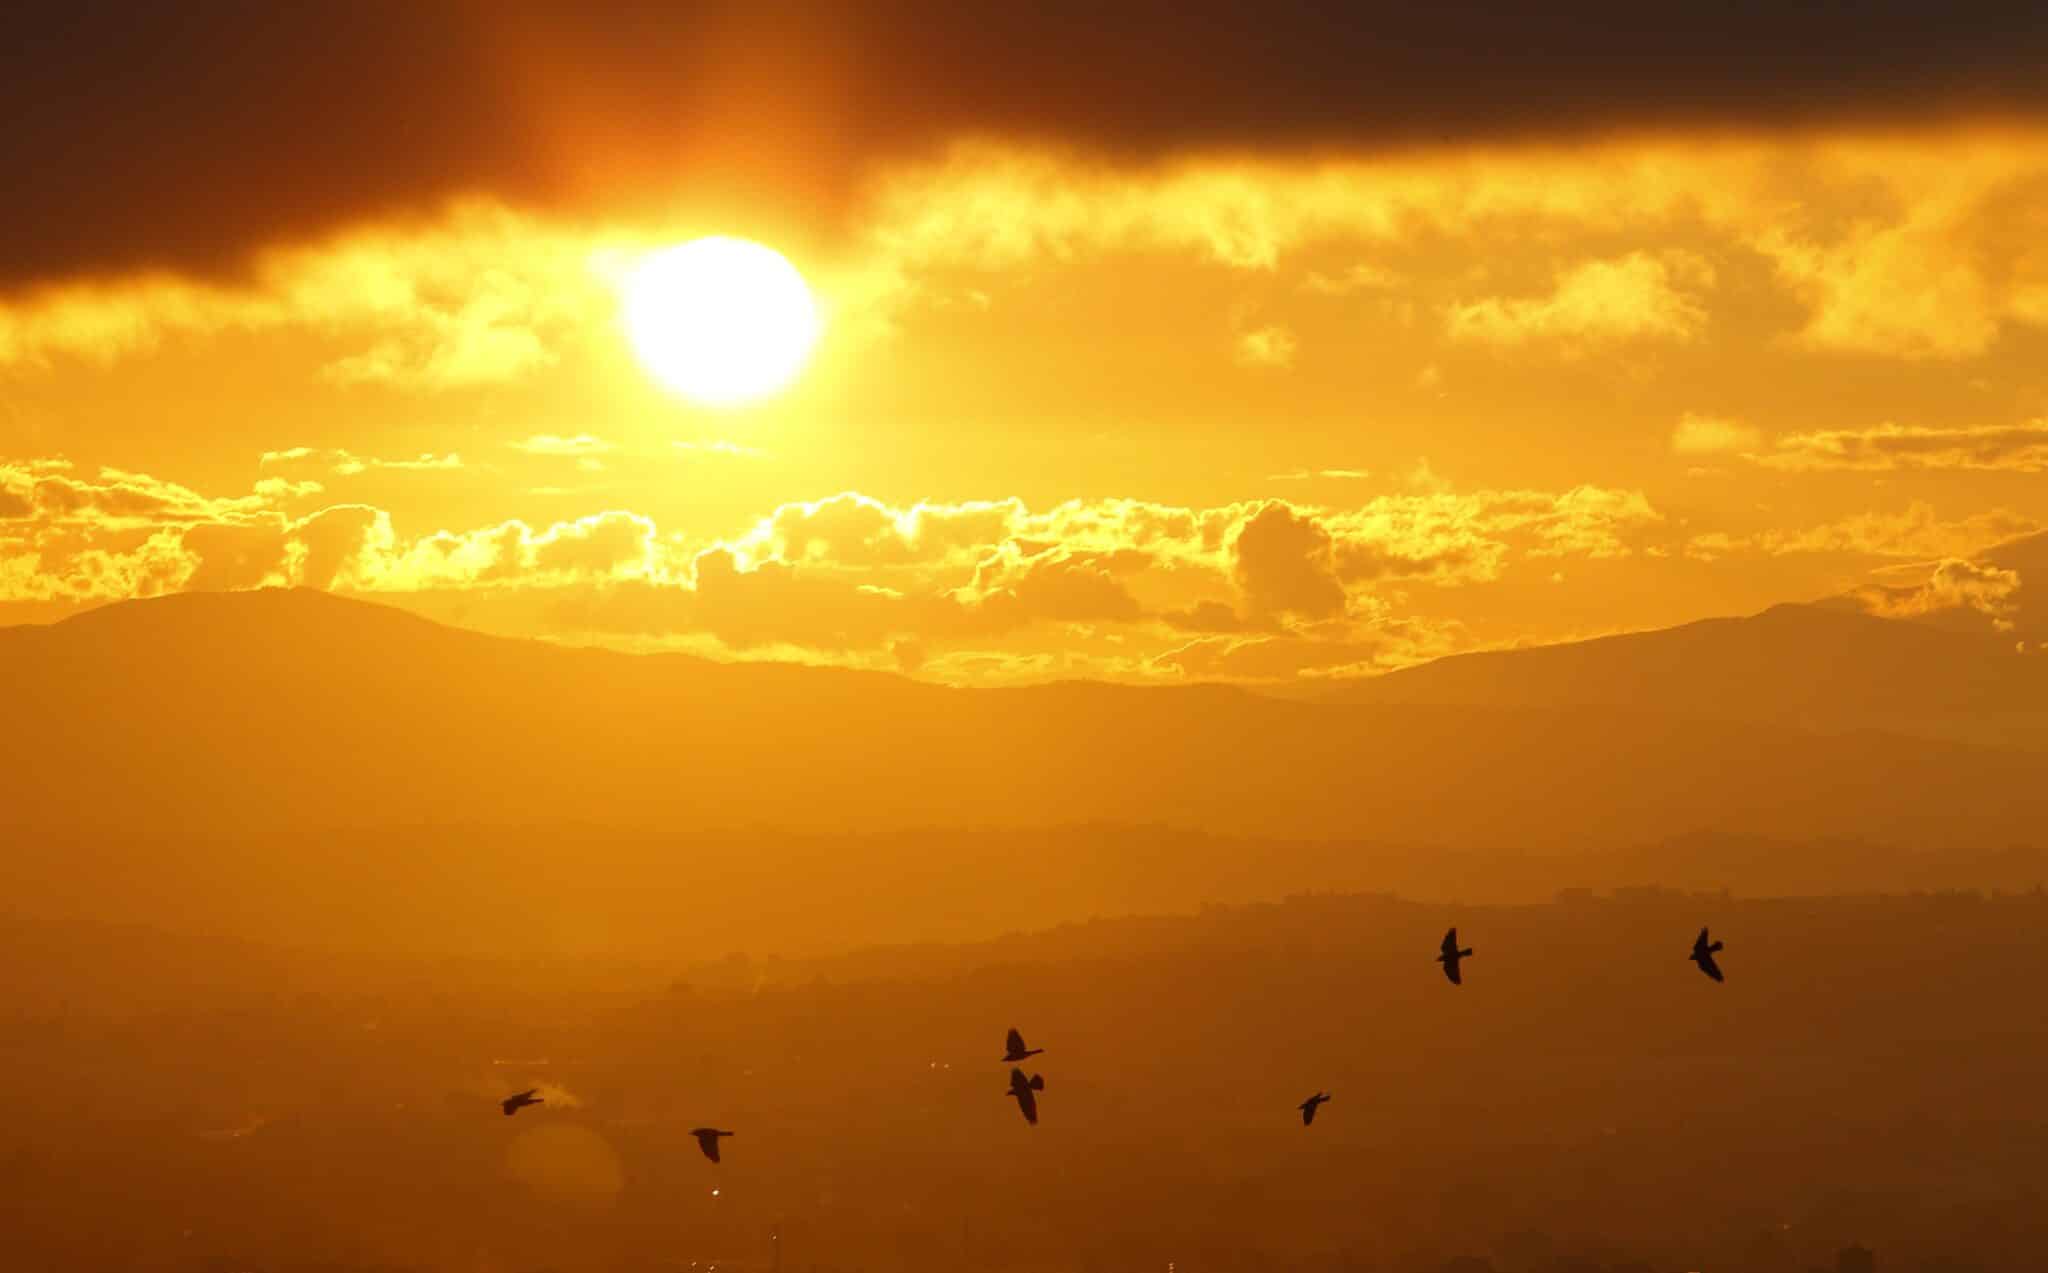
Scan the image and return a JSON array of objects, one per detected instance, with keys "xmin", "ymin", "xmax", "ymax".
[{"xmin": 4, "ymin": 2, "xmax": 2048, "ymax": 684}]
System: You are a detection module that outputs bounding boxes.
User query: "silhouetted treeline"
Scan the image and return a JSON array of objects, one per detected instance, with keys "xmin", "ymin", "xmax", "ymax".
[{"xmin": 8, "ymin": 890, "xmax": 2048, "ymax": 1272}]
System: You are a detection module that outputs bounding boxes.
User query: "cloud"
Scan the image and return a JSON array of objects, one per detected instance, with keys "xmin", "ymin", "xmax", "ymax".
[
  {"xmin": 1853, "ymin": 558, "xmax": 2023, "ymax": 629},
  {"xmin": 263, "ymin": 448, "xmax": 465, "ymax": 476},
  {"xmin": 1446, "ymin": 251, "xmax": 1712, "ymax": 350},
  {"xmin": 1322, "ymin": 485, "xmax": 1661, "ymax": 585},
  {"xmin": 0, "ymin": 204, "xmax": 622, "ymax": 386},
  {"xmin": 6, "ymin": 3, "xmax": 2048, "ymax": 290},
  {"xmin": 511, "ymin": 434, "xmax": 616, "ymax": 457},
  {"xmin": 1760, "ymin": 219, "xmax": 1999, "ymax": 359},
  {"xmin": 1692, "ymin": 503, "xmax": 2042, "ymax": 561},
  {"xmin": 1301, "ymin": 263, "xmax": 1401, "ymax": 295},
  {"xmin": 1268, "ymin": 469, "xmax": 1371, "ymax": 482},
  {"xmin": 1752, "ymin": 420, "xmax": 2048, "ymax": 472},
  {"xmin": 1153, "ymin": 633, "xmax": 1378, "ymax": 681},
  {"xmin": 1235, "ymin": 325, "xmax": 1298, "ymax": 368},
  {"xmin": 3, "ymin": 457, "xmax": 1665, "ymax": 681},
  {"xmin": 0, "ymin": 461, "xmax": 275, "ymax": 532},
  {"xmin": 1230, "ymin": 503, "xmax": 1349, "ymax": 621},
  {"xmin": 13, "ymin": 131, "xmax": 2048, "ymax": 381},
  {"xmin": 1672, "ymin": 412, "xmax": 1761, "ymax": 455}
]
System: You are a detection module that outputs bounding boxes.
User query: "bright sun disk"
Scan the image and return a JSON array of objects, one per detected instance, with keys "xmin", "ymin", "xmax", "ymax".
[{"xmin": 623, "ymin": 236, "xmax": 819, "ymax": 407}]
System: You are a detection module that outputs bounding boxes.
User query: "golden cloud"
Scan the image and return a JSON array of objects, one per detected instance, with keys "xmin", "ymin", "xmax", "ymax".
[
  {"xmin": 1853, "ymin": 558, "xmax": 2023, "ymax": 628},
  {"xmin": 1446, "ymin": 251, "xmax": 1713, "ymax": 350},
  {"xmin": 1687, "ymin": 503, "xmax": 2041, "ymax": 562},
  {"xmin": 1753, "ymin": 420, "xmax": 2048, "ymax": 472},
  {"xmin": 0, "ymin": 204, "xmax": 629, "ymax": 385},
  {"xmin": 509, "ymin": 434, "xmax": 616, "ymax": 457},
  {"xmin": 5, "ymin": 131, "xmax": 2048, "ymax": 384},
  {"xmin": 3, "ymin": 457, "xmax": 1665, "ymax": 682},
  {"xmin": 1672, "ymin": 413, "xmax": 1762, "ymax": 455},
  {"xmin": 1234, "ymin": 325, "xmax": 1298, "ymax": 367}
]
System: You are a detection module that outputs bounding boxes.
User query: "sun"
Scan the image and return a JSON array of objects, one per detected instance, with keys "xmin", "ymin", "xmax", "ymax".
[{"xmin": 622, "ymin": 237, "xmax": 820, "ymax": 407}]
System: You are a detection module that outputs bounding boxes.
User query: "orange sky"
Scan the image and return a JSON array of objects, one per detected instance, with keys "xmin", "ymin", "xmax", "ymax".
[{"xmin": 4, "ymin": 8, "xmax": 2047, "ymax": 684}]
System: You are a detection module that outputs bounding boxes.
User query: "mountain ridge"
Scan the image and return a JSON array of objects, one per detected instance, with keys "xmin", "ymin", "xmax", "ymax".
[{"xmin": 2, "ymin": 587, "xmax": 2044, "ymax": 857}]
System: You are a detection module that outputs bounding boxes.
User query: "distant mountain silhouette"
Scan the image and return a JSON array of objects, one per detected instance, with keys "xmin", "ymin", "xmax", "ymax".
[
  {"xmin": 3, "ymin": 590, "xmax": 2046, "ymax": 863},
  {"xmin": 1321, "ymin": 602, "xmax": 2048, "ymax": 748}
]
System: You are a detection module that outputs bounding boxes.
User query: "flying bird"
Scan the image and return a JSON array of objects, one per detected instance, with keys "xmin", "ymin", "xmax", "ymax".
[
  {"xmin": 1299, "ymin": 1092, "xmax": 1331, "ymax": 1126},
  {"xmin": 1003, "ymin": 1027, "xmax": 1044, "ymax": 1062},
  {"xmin": 1690, "ymin": 927, "xmax": 1726, "ymax": 983},
  {"xmin": 1008, "ymin": 1067, "xmax": 1045, "ymax": 1125},
  {"xmin": 1437, "ymin": 927, "xmax": 1473, "ymax": 985},
  {"xmin": 500, "ymin": 1089, "xmax": 543, "ymax": 1117},
  {"xmin": 690, "ymin": 1127, "xmax": 735, "ymax": 1163}
]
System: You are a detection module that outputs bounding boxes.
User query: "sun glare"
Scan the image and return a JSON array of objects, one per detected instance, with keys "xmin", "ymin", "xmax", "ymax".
[{"xmin": 622, "ymin": 237, "xmax": 820, "ymax": 407}]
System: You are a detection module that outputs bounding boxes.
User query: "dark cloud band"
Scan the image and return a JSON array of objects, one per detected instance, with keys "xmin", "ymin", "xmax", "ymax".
[{"xmin": 6, "ymin": 0, "xmax": 2046, "ymax": 286}]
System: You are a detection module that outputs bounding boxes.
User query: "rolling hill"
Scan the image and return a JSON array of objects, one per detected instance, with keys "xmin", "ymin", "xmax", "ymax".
[
  {"xmin": 1, "ymin": 588, "xmax": 2044, "ymax": 859},
  {"xmin": 1324, "ymin": 601, "xmax": 2048, "ymax": 748}
]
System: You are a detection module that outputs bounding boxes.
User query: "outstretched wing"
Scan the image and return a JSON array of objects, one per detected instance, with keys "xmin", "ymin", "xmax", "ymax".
[
  {"xmin": 696, "ymin": 1132, "xmax": 722, "ymax": 1163},
  {"xmin": 1006, "ymin": 1027, "xmax": 1026, "ymax": 1056},
  {"xmin": 1300, "ymin": 1101, "xmax": 1317, "ymax": 1125},
  {"xmin": 1442, "ymin": 957, "xmax": 1462, "ymax": 985},
  {"xmin": 1440, "ymin": 928, "xmax": 1459, "ymax": 957},
  {"xmin": 1694, "ymin": 927, "xmax": 1711, "ymax": 956},
  {"xmin": 1697, "ymin": 951, "xmax": 1724, "ymax": 983},
  {"xmin": 1014, "ymin": 1087, "xmax": 1038, "ymax": 1124}
]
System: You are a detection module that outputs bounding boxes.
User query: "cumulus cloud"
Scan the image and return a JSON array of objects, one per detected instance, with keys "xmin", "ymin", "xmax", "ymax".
[
  {"xmin": 3, "ymin": 457, "xmax": 1667, "ymax": 682},
  {"xmin": 1231, "ymin": 503, "xmax": 1349, "ymax": 621},
  {"xmin": 0, "ymin": 461, "xmax": 275, "ymax": 532}
]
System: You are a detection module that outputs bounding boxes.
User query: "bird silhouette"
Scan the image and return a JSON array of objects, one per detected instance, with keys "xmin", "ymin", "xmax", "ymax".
[
  {"xmin": 1008, "ymin": 1066, "xmax": 1045, "ymax": 1125},
  {"xmin": 690, "ymin": 1127, "xmax": 735, "ymax": 1163},
  {"xmin": 1003, "ymin": 1027, "xmax": 1044, "ymax": 1062},
  {"xmin": 1299, "ymin": 1092, "xmax": 1331, "ymax": 1126},
  {"xmin": 1690, "ymin": 926, "xmax": 1726, "ymax": 983},
  {"xmin": 1437, "ymin": 927, "xmax": 1473, "ymax": 985},
  {"xmin": 500, "ymin": 1089, "xmax": 543, "ymax": 1117}
]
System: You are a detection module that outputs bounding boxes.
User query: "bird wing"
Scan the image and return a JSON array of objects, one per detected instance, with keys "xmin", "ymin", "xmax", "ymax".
[
  {"xmin": 1442, "ymin": 957, "xmax": 1462, "ymax": 985},
  {"xmin": 695, "ymin": 1132, "xmax": 722, "ymax": 1163},
  {"xmin": 1694, "ymin": 927, "xmax": 1711, "ymax": 955},
  {"xmin": 1441, "ymin": 928, "xmax": 1459, "ymax": 956},
  {"xmin": 1698, "ymin": 952, "xmax": 1725, "ymax": 982},
  {"xmin": 1006, "ymin": 1027, "xmax": 1026, "ymax": 1055},
  {"xmin": 1301, "ymin": 1101, "xmax": 1317, "ymax": 1125},
  {"xmin": 1014, "ymin": 1087, "xmax": 1038, "ymax": 1124}
]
